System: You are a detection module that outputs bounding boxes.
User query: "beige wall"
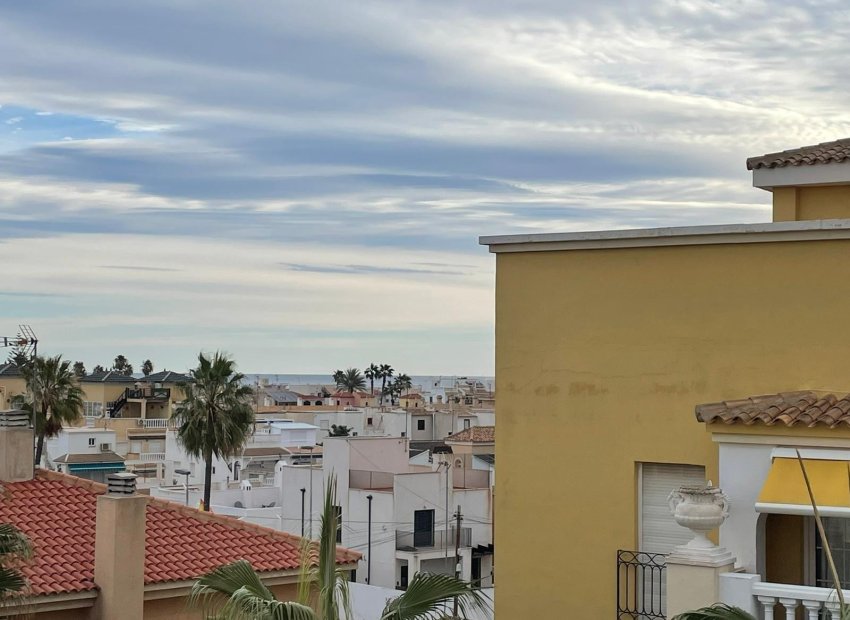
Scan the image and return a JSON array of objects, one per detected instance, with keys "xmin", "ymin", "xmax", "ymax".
[
  {"xmin": 772, "ymin": 185, "xmax": 850, "ymax": 221},
  {"xmin": 494, "ymin": 237, "xmax": 850, "ymax": 618},
  {"xmin": 0, "ymin": 375, "xmax": 27, "ymax": 408}
]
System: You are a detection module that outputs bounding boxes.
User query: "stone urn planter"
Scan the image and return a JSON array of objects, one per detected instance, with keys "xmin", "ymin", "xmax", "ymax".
[{"xmin": 668, "ymin": 482, "xmax": 729, "ymax": 552}]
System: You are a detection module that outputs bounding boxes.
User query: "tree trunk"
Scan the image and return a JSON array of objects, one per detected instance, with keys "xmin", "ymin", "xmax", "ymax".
[
  {"xmin": 380, "ymin": 378, "xmax": 386, "ymax": 404},
  {"xmin": 34, "ymin": 431, "xmax": 45, "ymax": 467},
  {"xmin": 203, "ymin": 447, "xmax": 213, "ymax": 512}
]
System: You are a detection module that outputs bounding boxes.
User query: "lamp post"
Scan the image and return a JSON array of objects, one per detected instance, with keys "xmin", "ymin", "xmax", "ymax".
[
  {"xmin": 300, "ymin": 488, "xmax": 306, "ymax": 537},
  {"xmin": 366, "ymin": 494, "xmax": 373, "ymax": 584},
  {"xmin": 301, "ymin": 445, "xmax": 315, "ymax": 537},
  {"xmin": 175, "ymin": 468, "xmax": 191, "ymax": 506}
]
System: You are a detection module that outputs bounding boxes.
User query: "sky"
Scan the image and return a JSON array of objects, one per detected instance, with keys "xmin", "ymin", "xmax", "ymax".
[{"xmin": 2, "ymin": 0, "xmax": 850, "ymax": 375}]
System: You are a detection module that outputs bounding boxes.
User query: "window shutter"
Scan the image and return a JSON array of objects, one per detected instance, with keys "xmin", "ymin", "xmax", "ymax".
[{"xmin": 640, "ymin": 463, "xmax": 706, "ymax": 553}]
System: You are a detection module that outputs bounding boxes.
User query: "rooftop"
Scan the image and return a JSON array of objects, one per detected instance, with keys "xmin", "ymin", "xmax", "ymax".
[
  {"xmin": 447, "ymin": 426, "xmax": 495, "ymax": 444},
  {"xmin": 52, "ymin": 452, "xmax": 124, "ymax": 464},
  {"xmin": 79, "ymin": 371, "xmax": 136, "ymax": 383},
  {"xmin": 144, "ymin": 370, "xmax": 193, "ymax": 383},
  {"xmin": 696, "ymin": 391, "xmax": 850, "ymax": 428},
  {"xmin": 0, "ymin": 363, "xmax": 23, "ymax": 377},
  {"xmin": 0, "ymin": 470, "xmax": 359, "ymax": 597},
  {"xmin": 747, "ymin": 138, "xmax": 850, "ymax": 170}
]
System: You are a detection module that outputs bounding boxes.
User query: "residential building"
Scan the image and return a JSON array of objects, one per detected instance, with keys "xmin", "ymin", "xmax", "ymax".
[
  {"xmin": 279, "ymin": 436, "xmax": 494, "ymax": 590},
  {"xmin": 0, "ymin": 362, "xmax": 25, "ymax": 408},
  {"xmin": 478, "ymin": 137, "xmax": 850, "ymax": 617},
  {"xmin": 0, "ymin": 409, "xmax": 359, "ymax": 619},
  {"xmin": 45, "ymin": 427, "xmax": 124, "ymax": 483}
]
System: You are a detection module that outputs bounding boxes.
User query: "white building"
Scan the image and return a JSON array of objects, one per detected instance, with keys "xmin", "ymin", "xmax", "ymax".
[{"xmin": 45, "ymin": 427, "xmax": 124, "ymax": 483}]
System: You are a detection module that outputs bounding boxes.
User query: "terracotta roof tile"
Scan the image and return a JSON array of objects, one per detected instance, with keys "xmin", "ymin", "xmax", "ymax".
[
  {"xmin": 0, "ymin": 470, "xmax": 359, "ymax": 597},
  {"xmin": 446, "ymin": 425, "xmax": 495, "ymax": 443},
  {"xmin": 696, "ymin": 391, "xmax": 850, "ymax": 428},
  {"xmin": 747, "ymin": 139, "xmax": 850, "ymax": 170}
]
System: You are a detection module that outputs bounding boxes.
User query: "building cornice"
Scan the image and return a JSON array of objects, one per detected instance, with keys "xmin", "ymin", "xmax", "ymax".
[
  {"xmin": 753, "ymin": 160, "xmax": 850, "ymax": 190},
  {"xmin": 479, "ymin": 219, "xmax": 850, "ymax": 253}
]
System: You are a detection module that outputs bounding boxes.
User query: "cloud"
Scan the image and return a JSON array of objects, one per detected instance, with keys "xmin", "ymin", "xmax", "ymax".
[{"xmin": 1, "ymin": 0, "xmax": 844, "ymax": 371}]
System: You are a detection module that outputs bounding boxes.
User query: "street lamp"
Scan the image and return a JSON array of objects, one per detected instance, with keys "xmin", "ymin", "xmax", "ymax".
[
  {"xmin": 175, "ymin": 468, "xmax": 191, "ymax": 506},
  {"xmin": 366, "ymin": 494, "xmax": 373, "ymax": 584},
  {"xmin": 301, "ymin": 446, "xmax": 315, "ymax": 537}
]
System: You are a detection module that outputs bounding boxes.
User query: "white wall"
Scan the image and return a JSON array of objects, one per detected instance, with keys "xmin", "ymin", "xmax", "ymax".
[
  {"xmin": 345, "ymin": 582, "xmax": 494, "ymax": 620},
  {"xmin": 348, "ymin": 489, "xmax": 395, "ymax": 587},
  {"xmin": 279, "ymin": 464, "xmax": 324, "ymax": 537}
]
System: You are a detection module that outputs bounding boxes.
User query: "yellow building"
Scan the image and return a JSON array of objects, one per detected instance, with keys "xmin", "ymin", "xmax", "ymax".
[
  {"xmin": 479, "ymin": 138, "xmax": 850, "ymax": 618},
  {"xmin": 0, "ymin": 362, "xmax": 27, "ymax": 409}
]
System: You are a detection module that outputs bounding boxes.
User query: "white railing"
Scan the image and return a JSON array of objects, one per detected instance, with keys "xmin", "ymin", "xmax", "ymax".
[
  {"xmin": 722, "ymin": 573, "xmax": 850, "ymax": 619},
  {"xmin": 139, "ymin": 419, "xmax": 171, "ymax": 429},
  {"xmin": 138, "ymin": 452, "xmax": 166, "ymax": 462}
]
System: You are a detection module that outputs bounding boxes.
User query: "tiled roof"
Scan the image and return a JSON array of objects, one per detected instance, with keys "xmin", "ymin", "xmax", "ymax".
[
  {"xmin": 52, "ymin": 452, "xmax": 124, "ymax": 464},
  {"xmin": 747, "ymin": 139, "xmax": 850, "ymax": 170},
  {"xmin": 145, "ymin": 371, "xmax": 193, "ymax": 383},
  {"xmin": 446, "ymin": 425, "xmax": 495, "ymax": 443},
  {"xmin": 696, "ymin": 391, "xmax": 850, "ymax": 428},
  {"xmin": 79, "ymin": 371, "xmax": 136, "ymax": 383},
  {"xmin": 0, "ymin": 470, "xmax": 359, "ymax": 597},
  {"xmin": 0, "ymin": 363, "xmax": 23, "ymax": 377}
]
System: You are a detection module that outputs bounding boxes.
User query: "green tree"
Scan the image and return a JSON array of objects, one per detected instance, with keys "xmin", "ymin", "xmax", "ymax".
[
  {"xmin": 337, "ymin": 368, "xmax": 365, "ymax": 394},
  {"xmin": 142, "ymin": 359, "xmax": 154, "ymax": 376},
  {"xmin": 72, "ymin": 361, "xmax": 86, "ymax": 378},
  {"xmin": 332, "ymin": 370, "xmax": 345, "ymax": 389},
  {"xmin": 92, "ymin": 364, "xmax": 105, "ymax": 374},
  {"xmin": 378, "ymin": 364, "xmax": 394, "ymax": 405},
  {"xmin": 364, "ymin": 363, "xmax": 379, "ymax": 396},
  {"xmin": 112, "ymin": 354, "xmax": 133, "ymax": 376},
  {"xmin": 328, "ymin": 425, "xmax": 352, "ymax": 437},
  {"xmin": 0, "ymin": 523, "xmax": 32, "ymax": 604},
  {"xmin": 175, "ymin": 352, "xmax": 254, "ymax": 512},
  {"xmin": 189, "ymin": 476, "xmax": 490, "ymax": 620},
  {"xmin": 395, "ymin": 373, "xmax": 412, "ymax": 400},
  {"xmin": 672, "ymin": 605, "xmax": 755, "ymax": 620},
  {"xmin": 17, "ymin": 355, "xmax": 84, "ymax": 466}
]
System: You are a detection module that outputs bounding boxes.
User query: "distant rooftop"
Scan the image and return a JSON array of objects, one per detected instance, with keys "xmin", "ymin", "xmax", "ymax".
[
  {"xmin": 79, "ymin": 371, "xmax": 136, "ymax": 383},
  {"xmin": 0, "ymin": 363, "xmax": 23, "ymax": 377},
  {"xmin": 447, "ymin": 425, "xmax": 495, "ymax": 444}
]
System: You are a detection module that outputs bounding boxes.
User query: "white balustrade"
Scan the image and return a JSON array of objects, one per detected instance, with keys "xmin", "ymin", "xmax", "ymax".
[
  {"xmin": 138, "ymin": 452, "xmax": 166, "ymax": 462},
  {"xmin": 139, "ymin": 418, "xmax": 170, "ymax": 429},
  {"xmin": 752, "ymin": 581, "xmax": 850, "ymax": 619}
]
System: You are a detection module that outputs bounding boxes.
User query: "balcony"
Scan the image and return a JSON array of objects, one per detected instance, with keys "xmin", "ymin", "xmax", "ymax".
[
  {"xmin": 126, "ymin": 387, "xmax": 170, "ymax": 401},
  {"xmin": 396, "ymin": 527, "xmax": 472, "ymax": 552},
  {"xmin": 136, "ymin": 418, "xmax": 172, "ymax": 429},
  {"xmin": 720, "ymin": 573, "xmax": 850, "ymax": 619},
  {"xmin": 138, "ymin": 452, "xmax": 166, "ymax": 462}
]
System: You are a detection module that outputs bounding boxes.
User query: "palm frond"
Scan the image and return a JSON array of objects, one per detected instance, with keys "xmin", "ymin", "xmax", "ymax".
[
  {"xmin": 0, "ymin": 524, "xmax": 32, "ymax": 559},
  {"xmin": 672, "ymin": 604, "xmax": 756, "ymax": 619},
  {"xmin": 380, "ymin": 572, "xmax": 491, "ymax": 620}
]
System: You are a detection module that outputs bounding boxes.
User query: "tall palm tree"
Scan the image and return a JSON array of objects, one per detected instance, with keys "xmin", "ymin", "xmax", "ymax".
[
  {"xmin": 0, "ymin": 523, "xmax": 32, "ymax": 604},
  {"xmin": 394, "ymin": 373, "xmax": 412, "ymax": 403},
  {"xmin": 338, "ymin": 368, "xmax": 365, "ymax": 394},
  {"xmin": 189, "ymin": 476, "xmax": 489, "ymax": 620},
  {"xmin": 18, "ymin": 355, "xmax": 84, "ymax": 466},
  {"xmin": 365, "ymin": 363, "xmax": 379, "ymax": 396},
  {"xmin": 378, "ymin": 364, "xmax": 394, "ymax": 405},
  {"xmin": 175, "ymin": 352, "xmax": 254, "ymax": 512}
]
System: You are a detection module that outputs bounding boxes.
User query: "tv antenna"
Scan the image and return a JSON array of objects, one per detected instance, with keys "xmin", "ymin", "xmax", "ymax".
[{"xmin": 1, "ymin": 325, "xmax": 38, "ymax": 361}]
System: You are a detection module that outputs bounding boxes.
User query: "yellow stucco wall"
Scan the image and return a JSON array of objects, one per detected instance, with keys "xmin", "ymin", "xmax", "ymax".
[
  {"xmin": 772, "ymin": 185, "xmax": 850, "ymax": 221},
  {"xmin": 0, "ymin": 375, "xmax": 27, "ymax": 408},
  {"xmin": 494, "ymin": 237, "xmax": 850, "ymax": 618}
]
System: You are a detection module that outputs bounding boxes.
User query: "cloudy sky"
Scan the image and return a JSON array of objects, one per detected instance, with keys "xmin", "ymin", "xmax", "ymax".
[{"xmin": 1, "ymin": 0, "xmax": 848, "ymax": 375}]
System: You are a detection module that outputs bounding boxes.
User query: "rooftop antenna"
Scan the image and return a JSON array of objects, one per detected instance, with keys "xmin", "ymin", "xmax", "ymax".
[{"xmin": 2, "ymin": 325, "xmax": 38, "ymax": 361}]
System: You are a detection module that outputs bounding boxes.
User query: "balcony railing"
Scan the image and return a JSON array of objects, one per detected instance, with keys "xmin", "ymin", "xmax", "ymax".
[
  {"xmin": 616, "ymin": 550, "xmax": 666, "ymax": 620},
  {"xmin": 136, "ymin": 418, "xmax": 172, "ymax": 429},
  {"xmin": 138, "ymin": 452, "xmax": 166, "ymax": 462},
  {"xmin": 125, "ymin": 387, "xmax": 170, "ymax": 401},
  {"xmin": 721, "ymin": 573, "xmax": 850, "ymax": 619},
  {"xmin": 396, "ymin": 527, "xmax": 472, "ymax": 552}
]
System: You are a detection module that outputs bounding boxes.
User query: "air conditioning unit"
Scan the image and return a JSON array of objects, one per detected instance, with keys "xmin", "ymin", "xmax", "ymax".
[{"xmin": 99, "ymin": 443, "xmax": 111, "ymax": 452}]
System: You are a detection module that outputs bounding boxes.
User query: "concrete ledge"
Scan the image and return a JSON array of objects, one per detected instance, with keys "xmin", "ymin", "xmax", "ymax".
[{"xmin": 479, "ymin": 219, "xmax": 850, "ymax": 253}]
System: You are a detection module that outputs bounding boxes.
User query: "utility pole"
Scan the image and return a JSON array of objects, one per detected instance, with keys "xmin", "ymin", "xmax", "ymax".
[
  {"xmin": 452, "ymin": 505, "xmax": 463, "ymax": 618},
  {"xmin": 366, "ymin": 494, "xmax": 373, "ymax": 584}
]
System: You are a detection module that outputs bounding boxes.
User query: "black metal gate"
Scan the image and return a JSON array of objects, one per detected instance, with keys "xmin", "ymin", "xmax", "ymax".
[{"xmin": 616, "ymin": 550, "xmax": 667, "ymax": 619}]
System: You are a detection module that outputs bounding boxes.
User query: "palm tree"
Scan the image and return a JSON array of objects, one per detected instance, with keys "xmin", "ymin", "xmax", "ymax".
[
  {"xmin": 92, "ymin": 364, "xmax": 105, "ymax": 374},
  {"xmin": 378, "ymin": 364, "xmax": 394, "ymax": 405},
  {"xmin": 365, "ymin": 363, "xmax": 379, "ymax": 396},
  {"xmin": 112, "ymin": 354, "xmax": 133, "ymax": 376},
  {"xmin": 672, "ymin": 605, "xmax": 755, "ymax": 619},
  {"xmin": 189, "ymin": 476, "xmax": 489, "ymax": 620},
  {"xmin": 72, "ymin": 361, "xmax": 86, "ymax": 378},
  {"xmin": 175, "ymin": 352, "xmax": 254, "ymax": 512},
  {"xmin": 142, "ymin": 359, "xmax": 154, "ymax": 376},
  {"xmin": 337, "ymin": 368, "xmax": 365, "ymax": 394},
  {"xmin": 395, "ymin": 373, "xmax": 412, "ymax": 399},
  {"xmin": 0, "ymin": 523, "xmax": 32, "ymax": 605},
  {"xmin": 332, "ymin": 370, "xmax": 345, "ymax": 390},
  {"xmin": 18, "ymin": 355, "xmax": 84, "ymax": 466}
]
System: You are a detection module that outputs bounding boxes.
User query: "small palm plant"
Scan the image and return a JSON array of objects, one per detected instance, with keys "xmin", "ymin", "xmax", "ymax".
[
  {"xmin": 190, "ymin": 475, "xmax": 490, "ymax": 620},
  {"xmin": 0, "ymin": 523, "xmax": 33, "ymax": 606}
]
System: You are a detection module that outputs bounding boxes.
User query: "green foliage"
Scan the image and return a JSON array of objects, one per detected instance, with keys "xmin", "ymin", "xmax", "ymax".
[
  {"xmin": 112, "ymin": 354, "xmax": 133, "ymax": 376},
  {"xmin": 19, "ymin": 355, "xmax": 85, "ymax": 466},
  {"xmin": 378, "ymin": 364, "xmax": 394, "ymax": 405},
  {"xmin": 380, "ymin": 572, "xmax": 491, "ymax": 620},
  {"xmin": 365, "ymin": 364, "xmax": 380, "ymax": 395},
  {"xmin": 672, "ymin": 604, "xmax": 755, "ymax": 620},
  {"xmin": 335, "ymin": 368, "xmax": 365, "ymax": 394},
  {"xmin": 175, "ymin": 352, "xmax": 254, "ymax": 511},
  {"xmin": 92, "ymin": 364, "xmax": 105, "ymax": 374},
  {"xmin": 72, "ymin": 361, "xmax": 86, "ymax": 378},
  {"xmin": 0, "ymin": 523, "xmax": 32, "ymax": 603},
  {"xmin": 328, "ymin": 425, "xmax": 352, "ymax": 437},
  {"xmin": 142, "ymin": 359, "xmax": 154, "ymax": 376}
]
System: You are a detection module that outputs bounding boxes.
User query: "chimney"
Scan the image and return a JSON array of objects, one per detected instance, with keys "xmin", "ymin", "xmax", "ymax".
[
  {"xmin": 0, "ymin": 409, "xmax": 33, "ymax": 482},
  {"xmin": 94, "ymin": 472, "xmax": 147, "ymax": 620}
]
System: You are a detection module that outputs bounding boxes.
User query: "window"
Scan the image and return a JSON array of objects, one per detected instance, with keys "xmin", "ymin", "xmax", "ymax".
[
  {"xmin": 88, "ymin": 437, "xmax": 96, "ymax": 447},
  {"xmin": 413, "ymin": 509, "xmax": 435, "ymax": 547},
  {"xmin": 367, "ymin": 417, "xmax": 373, "ymax": 426},
  {"xmin": 640, "ymin": 463, "xmax": 706, "ymax": 553},
  {"xmin": 417, "ymin": 419, "xmax": 425, "ymax": 431},
  {"xmin": 83, "ymin": 401, "xmax": 103, "ymax": 417},
  {"xmin": 463, "ymin": 419, "xmax": 471, "ymax": 430},
  {"xmin": 817, "ymin": 517, "xmax": 850, "ymax": 588}
]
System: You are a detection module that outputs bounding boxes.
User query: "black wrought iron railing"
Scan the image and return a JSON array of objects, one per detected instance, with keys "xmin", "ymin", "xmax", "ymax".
[
  {"xmin": 617, "ymin": 550, "xmax": 667, "ymax": 619},
  {"xmin": 396, "ymin": 527, "xmax": 472, "ymax": 551}
]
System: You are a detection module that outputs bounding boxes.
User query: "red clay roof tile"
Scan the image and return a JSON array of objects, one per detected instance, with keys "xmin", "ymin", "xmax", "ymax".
[
  {"xmin": 0, "ymin": 470, "xmax": 359, "ymax": 597},
  {"xmin": 696, "ymin": 391, "xmax": 850, "ymax": 428}
]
